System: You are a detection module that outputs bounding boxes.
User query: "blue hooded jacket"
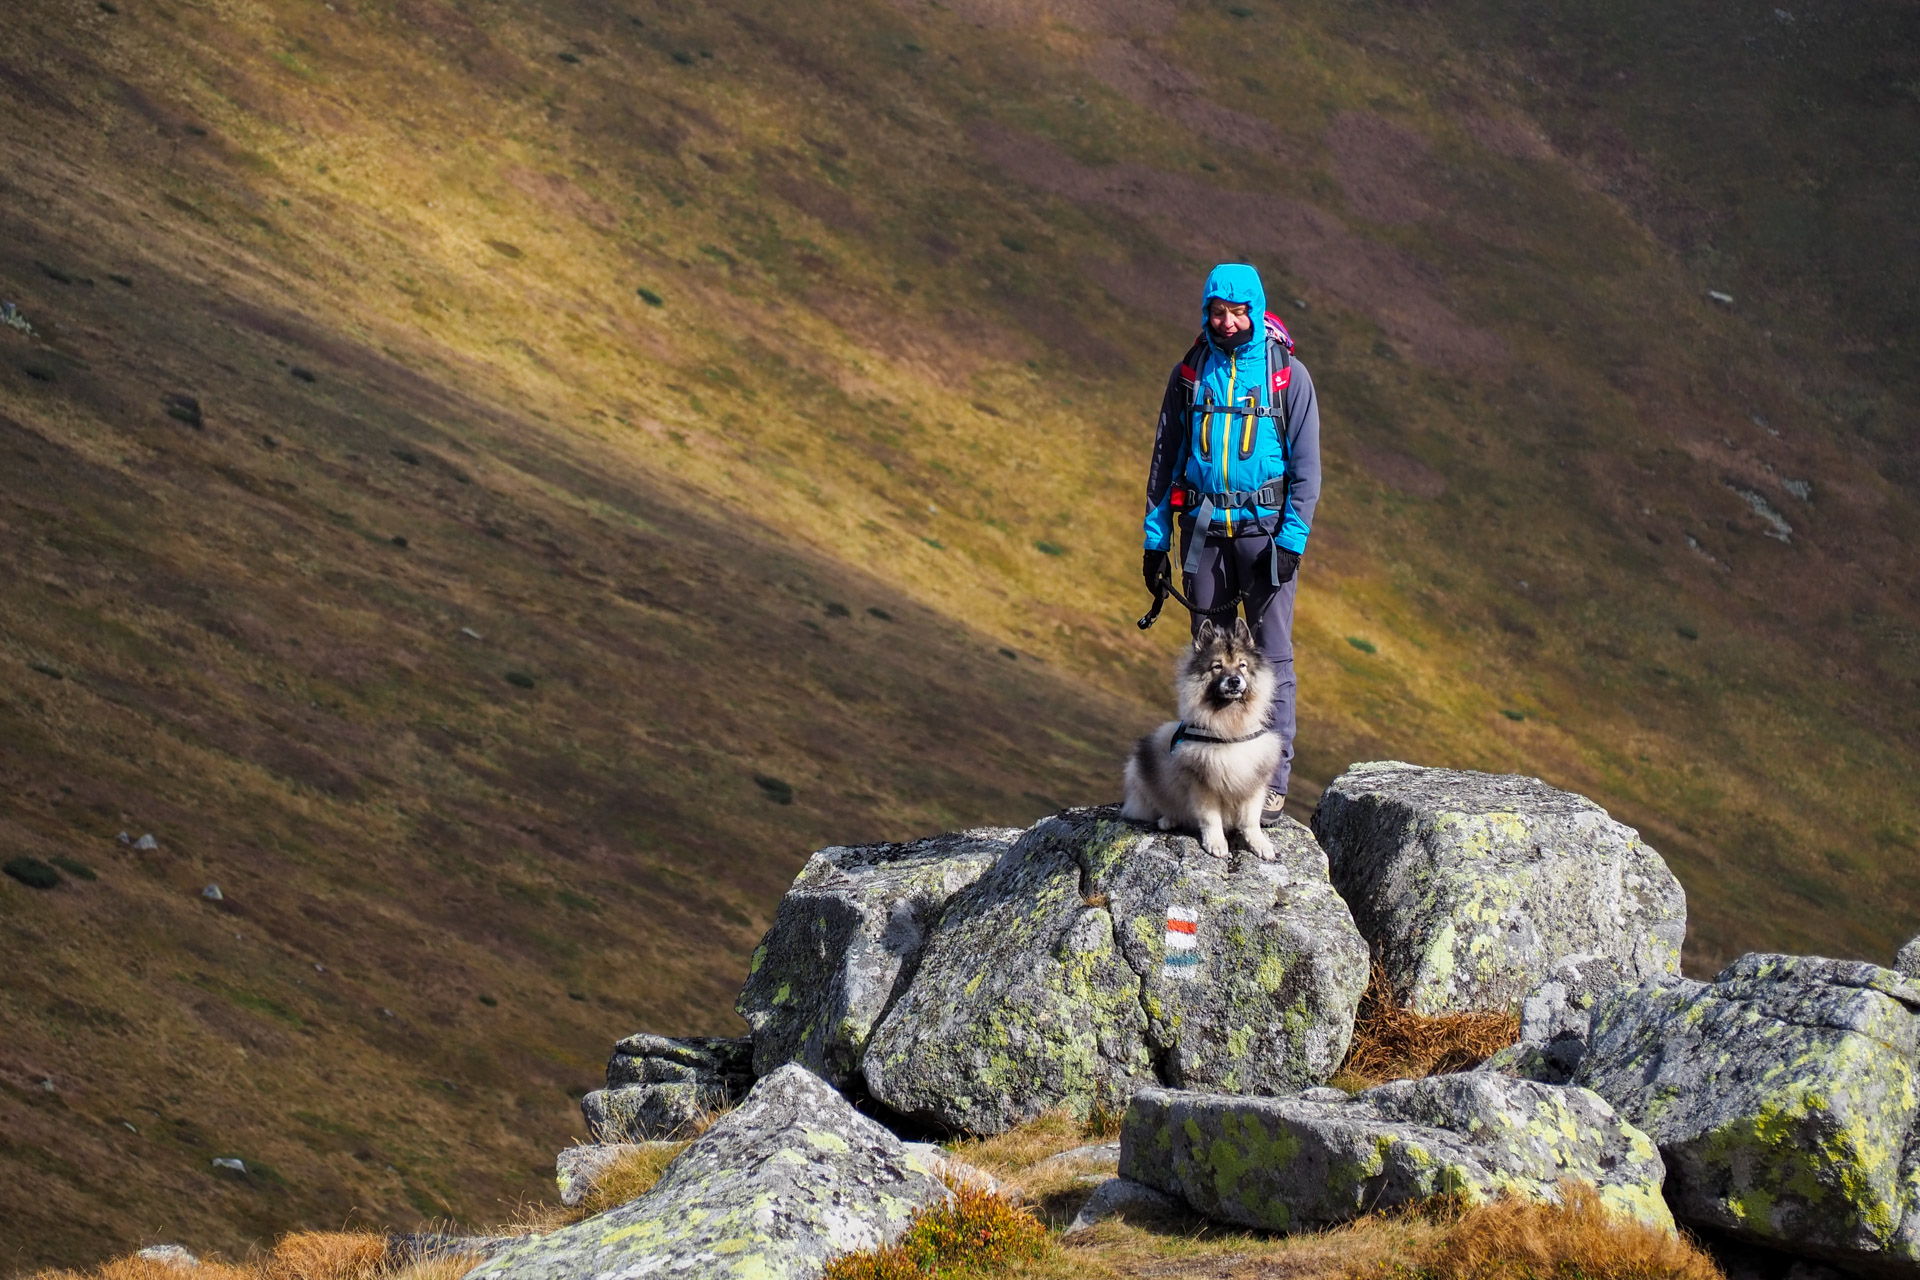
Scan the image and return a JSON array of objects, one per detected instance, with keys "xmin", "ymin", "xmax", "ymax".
[{"xmin": 1141, "ymin": 263, "xmax": 1321, "ymax": 555}]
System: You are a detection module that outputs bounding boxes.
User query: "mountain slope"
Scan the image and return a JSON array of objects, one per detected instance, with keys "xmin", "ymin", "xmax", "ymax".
[{"xmin": 1, "ymin": 0, "xmax": 1916, "ymax": 1266}]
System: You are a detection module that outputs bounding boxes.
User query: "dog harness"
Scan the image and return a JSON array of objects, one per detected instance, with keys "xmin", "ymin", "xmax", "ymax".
[{"xmin": 1168, "ymin": 722, "xmax": 1275, "ymax": 753}]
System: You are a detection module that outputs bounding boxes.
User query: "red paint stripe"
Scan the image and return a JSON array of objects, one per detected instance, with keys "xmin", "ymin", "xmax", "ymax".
[{"xmin": 1166, "ymin": 918, "xmax": 1197, "ymax": 934}]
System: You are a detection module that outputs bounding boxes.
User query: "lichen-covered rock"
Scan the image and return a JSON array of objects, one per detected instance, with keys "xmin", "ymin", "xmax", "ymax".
[
  {"xmin": 1896, "ymin": 934, "xmax": 1919, "ymax": 979},
  {"xmin": 582, "ymin": 1034, "xmax": 753, "ymax": 1141},
  {"xmin": 861, "ymin": 808, "xmax": 1367, "ymax": 1134},
  {"xmin": 1572, "ymin": 953, "xmax": 1920, "ymax": 1275},
  {"xmin": 737, "ymin": 829, "xmax": 1016, "ymax": 1084},
  {"xmin": 1313, "ymin": 762, "xmax": 1685, "ymax": 1014},
  {"xmin": 472, "ymin": 1065, "xmax": 949, "ymax": 1280},
  {"xmin": 1120, "ymin": 1073, "xmax": 1672, "ymax": 1234},
  {"xmin": 1477, "ymin": 954, "xmax": 1624, "ymax": 1084}
]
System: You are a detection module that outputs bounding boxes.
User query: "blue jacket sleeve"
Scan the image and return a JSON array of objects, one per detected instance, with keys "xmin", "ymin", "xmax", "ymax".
[
  {"xmin": 1142, "ymin": 365, "xmax": 1189, "ymax": 552},
  {"xmin": 1278, "ymin": 360, "xmax": 1321, "ymax": 554}
]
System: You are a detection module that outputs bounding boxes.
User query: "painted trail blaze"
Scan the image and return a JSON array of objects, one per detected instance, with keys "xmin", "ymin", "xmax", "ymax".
[{"xmin": 1165, "ymin": 906, "xmax": 1199, "ymax": 979}]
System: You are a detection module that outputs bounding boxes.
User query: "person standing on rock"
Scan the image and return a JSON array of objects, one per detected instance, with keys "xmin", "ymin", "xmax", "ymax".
[{"xmin": 1140, "ymin": 263, "xmax": 1322, "ymax": 824}]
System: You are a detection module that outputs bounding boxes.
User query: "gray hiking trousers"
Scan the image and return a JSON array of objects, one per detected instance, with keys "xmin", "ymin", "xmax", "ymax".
[{"xmin": 1178, "ymin": 527, "xmax": 1297, "ymax": 796}]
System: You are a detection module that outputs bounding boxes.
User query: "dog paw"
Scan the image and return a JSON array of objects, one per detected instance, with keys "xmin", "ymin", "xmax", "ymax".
[
  {"xmin": 1202, "ymin": 834, "xmax": 1231, "ymax": 859},
  {"xmin": 1156, "ymin": 817, "xmax": 1175, "ymax": 831},
  {"xmin": 1246, "ymin": 831, "xmax": 1276, "ymax": 861}
]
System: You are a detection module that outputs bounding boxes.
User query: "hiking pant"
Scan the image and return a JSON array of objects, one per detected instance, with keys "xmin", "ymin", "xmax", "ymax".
[{"xmin": 1178, "ymin": 527, "xmax": 1297, "ymax": 796}]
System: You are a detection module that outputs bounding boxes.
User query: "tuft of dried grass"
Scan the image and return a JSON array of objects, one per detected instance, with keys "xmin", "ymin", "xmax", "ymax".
[
  {"xmin": 945, "ymin": 1110, "xmax": 1088, "ymax": 1178},
  {"xmin": 1337, "ymin": 964, "xmax": 1519, "ymax": 1090},
  {"xmin": 578, "ymin": 1142, "xmax": 692, "ymax": 1216},
  {"xmin": 383, "ymin": 1257, "xmax": 480, "ymax": 1280},
  {"xmin": 1390, "ymin": 1183, "xmax": 1724, "ymax": 1280},
  {"xmin": 263, "ymin": 1233, "xmax": 391, "ymax": 1280},
  {"xmin": 33, "ymin": 1260, "xmax": 259, "ymax": 1280}
]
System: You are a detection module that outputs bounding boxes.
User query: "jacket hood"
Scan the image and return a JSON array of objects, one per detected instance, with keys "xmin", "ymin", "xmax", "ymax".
[{"xmin": 1201, "ymin": 263, "xmax": 1267, "ymax": 353}]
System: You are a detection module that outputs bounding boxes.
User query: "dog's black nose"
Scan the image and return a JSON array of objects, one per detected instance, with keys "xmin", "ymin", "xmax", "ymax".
[{"xmin": 1220, "ymin": 673, "xmax": 1246, "ymax": 696}]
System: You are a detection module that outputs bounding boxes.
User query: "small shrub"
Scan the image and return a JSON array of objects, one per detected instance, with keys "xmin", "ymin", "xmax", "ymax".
[
  {"xmin": 4, "ymin": 857, "xmax": 62, "ymax": 890},
  {"xmin": 478, "ymin": 994, "xmax": 498, "ymax": 1007},
  {"xmin": 823, "ymin": 1184, "xmax": 1047, "ymax": 1280},
  {"xmin": 866, "ymin": 607, "xmax": 893, "ymax": 621},
  {"xmin": 1500, "ymin": 709, "xmax": 1525, "ymax": 722},
  {"xmin": 1032, "ymin": 540, "xmax": 1066, "ymax": 556},
  {"xmin": 579, "ymin": 1141, "xmax": 690, "ymax": 1214},
  {"xmin": 754, "ymin": 774, "xmax": 794, "ymax": 805},
  {"xmin": 1338, "ymin": 964, "xmax": 1519, "ymax": 1089},
  {"xmin": 824, "ymin": 601, "xmax": 851, "ymax": 618},
  {"xmin": 636, "ymin": 287, "xmax": 664, "ymax": 306},
  {"xmin": 504, "ymin": 671, "xmax": 536, "ymax": 689},
  {"xmin": 50, "ymin": 856, "xmax": 97, "ymax": 881},
  {"xmin": 1347, "ymin": 636, "xmax": 1377, "ymax": 654}
]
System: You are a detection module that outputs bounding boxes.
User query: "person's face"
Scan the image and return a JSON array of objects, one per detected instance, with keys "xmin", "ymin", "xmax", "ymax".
[{"xmin": 1207, "ymin": 299, "xmax": 1253, "ymax": 343}]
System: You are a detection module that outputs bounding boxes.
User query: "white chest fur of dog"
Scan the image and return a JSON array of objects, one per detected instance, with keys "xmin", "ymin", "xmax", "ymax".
[{"xmin": 1122, "ymin": 616, "xmax": 1281, "ymax": 860}]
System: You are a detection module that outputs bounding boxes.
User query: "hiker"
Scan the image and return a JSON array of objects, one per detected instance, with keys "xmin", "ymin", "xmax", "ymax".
[{"xmin": 1139, "ymin": 263, "xmax": 1322, "ymax": 824}]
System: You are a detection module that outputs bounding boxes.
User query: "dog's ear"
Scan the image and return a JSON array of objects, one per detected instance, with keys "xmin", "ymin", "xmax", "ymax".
[
  {"xmin": 1230, "ymin": 616, "xmax": 1255, "ymax": 647},
  {"xmin": 1195, "ymin": 619, "xmax": 1219, "ymax": 650}
]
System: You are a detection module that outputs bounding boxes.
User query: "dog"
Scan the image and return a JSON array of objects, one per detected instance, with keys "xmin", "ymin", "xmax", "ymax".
[{"xmin": 1122, "ymin": 616, "xmax": 1282, "ymax": 861}]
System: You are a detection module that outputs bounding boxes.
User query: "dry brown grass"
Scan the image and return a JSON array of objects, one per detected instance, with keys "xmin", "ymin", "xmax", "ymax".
[
  {"xmin": 1334, "ymin": 966, "xmax": 1520, "ymax": 1091},
  {"xmin": 1392, "ymin": 1184, "xmax": 1724, "ymax": 1280},
  {"xmin": 578, "ymin": 1143, "xmax": 693, "ymax": 1216},
  {"xmin": 947, "ymin": 1111, "xmax": 1093, "ymax": 1180},
  {"xmin": 30, "ymin": 1233, "xmax": 485, "ymax": 1280}
]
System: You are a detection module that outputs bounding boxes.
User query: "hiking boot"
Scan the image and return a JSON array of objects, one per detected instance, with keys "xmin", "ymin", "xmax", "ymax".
[{"xmin": 1261, "ymin": 788, "xmax": 1286, "ymax": 825}]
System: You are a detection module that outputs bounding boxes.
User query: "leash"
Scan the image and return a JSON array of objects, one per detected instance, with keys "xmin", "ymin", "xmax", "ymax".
[{"xmin": 1138, "ymin": 566, "xmax": 1250, "ymax": 631}]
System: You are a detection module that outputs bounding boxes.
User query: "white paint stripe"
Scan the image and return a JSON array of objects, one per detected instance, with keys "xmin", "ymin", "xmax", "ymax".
[
  {"xmin": 1164, "ymin": 933, "xmax": 1197, "ymax": 951},
  {"xmin": 1167, "ymin": 906, "xmax": 1198, "ymax": 923}
]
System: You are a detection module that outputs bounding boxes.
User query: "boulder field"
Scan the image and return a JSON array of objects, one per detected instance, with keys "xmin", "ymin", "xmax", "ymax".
[{"xmin": 530, "ymin": 763, "xmax": 1920, "ymax": 1280}]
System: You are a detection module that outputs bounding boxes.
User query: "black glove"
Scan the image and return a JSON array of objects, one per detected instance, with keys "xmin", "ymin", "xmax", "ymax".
[
  {"xmin": 1142, "ymin": 549, "xmax": 1170, "ymax": 595},
  {"xmin": 1273, "ymin": 547, "xmax": 1301, "ymax": 584}
]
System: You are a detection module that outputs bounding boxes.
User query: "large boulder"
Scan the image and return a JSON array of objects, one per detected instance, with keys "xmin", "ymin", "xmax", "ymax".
[
  {"xmin": 1312, "ymin": 762, "xmax": 1685, "ymax": 1014},
  {"xmin": 581, "ymin": 1034, "xmax": 753, "ymax": 1141},
  {"xmin": 472, "ymin": 1065, "xmax": 949, "ymax": 1280},
  {"xmin": 1896, "ymin": 933, "xmax": 1919, "ymax": 979},
  {"xmin": 861, "ymin": 807, "xmax": 1368, "ymax": 1134},
  {"xmin": 1475, "ymin": 954, "xmax": 1625, "ymax": 1084},
  {"xmin": 737, "ymin": 828, "xmax": 1017, "ymax": 1084},
  {"xmin": 1571, "ymin": 954, "xmax": 1920, "ymax": 1276},
  {"xmin": 1120, "ymin": 1073, "xmax": 1672, "ymax": 1234}
]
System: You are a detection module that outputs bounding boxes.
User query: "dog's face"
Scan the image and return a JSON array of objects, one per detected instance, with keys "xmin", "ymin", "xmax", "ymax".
[{"xmin": 1179, "ymin": 618, "xmax": 1270, "ymax": 712}]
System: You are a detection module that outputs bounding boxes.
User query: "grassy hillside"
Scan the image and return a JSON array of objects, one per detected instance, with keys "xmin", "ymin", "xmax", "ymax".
[{"xmin": 1, "ymin": 0, "xmax": 1916, "ymax": 1266}]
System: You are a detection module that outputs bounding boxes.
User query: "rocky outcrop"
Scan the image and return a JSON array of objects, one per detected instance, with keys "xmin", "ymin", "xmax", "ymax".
[
  {"xmin": 477, "ymin": 1065, "xmax": 949, "ymax": 1280},
  {"xmin": 581, "ymin": 1034, "xmax": 753, "ymax": 1141},
  {"xmin": 736, "ymin": 829, "xmax": 1017, "ymax": 1084},
  {"xmin": 1313, "ymin": 763, "xmax": 1685, "ymax": 1014},
  {"xmin": 1570, "ymin": 954, "xmax": 1920, "ymax": 1276},
  {"xmin": 1897, "ymin": 934, "xmax": 1919, "ymax": 979},
  {"xmin": 860, "ymin": 808, "xmax": 1368, "ymax": 1133},
  {"xmin": 1120, "ymin": 1073, "xmax": 1672, "ymax": 1234}
]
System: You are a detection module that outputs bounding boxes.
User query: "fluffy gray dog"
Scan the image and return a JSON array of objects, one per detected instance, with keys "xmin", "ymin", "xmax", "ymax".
[{"xmin": 1122, "ymin": 617, "xmax": 1282, "ymax": 860}]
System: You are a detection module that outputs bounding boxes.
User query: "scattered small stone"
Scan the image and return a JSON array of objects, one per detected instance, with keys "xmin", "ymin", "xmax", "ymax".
[
  {"xmin": 0, "ymin": 301, "xmax": 34, "ymax": 335},
  {"xmin": 201, "ymin": 883, "xmax": 223, "ymax": 901},
  {"xmin": 117, "ymin": 831, "xmax": 131, "ymax": 843},
  {"xmin": 40, "ymin": 1078, "xmax": 56, "ymax": 1092},
  {"xmin": 1065, "ymin": 1177, "xmax": 1180, "ymax": 1235},
  {"xmin": 314, "ymin": 964, "xmax": 325, "ymax": 973},
  {"xmin": 381, "ymin": 1008, "xmax": 396, "ymax": 1018},
  {"xmin": 460, "ymin": 627, "xmax": 482, "ymax": 640},
  {"xmin": 1727, "ymin": 483, "xmax": 1793, "ymax": 541},
  {"xmin": 134, "ymin": 833, "xmax": 158, "ymax": 850},
  {"xmin": 1781, "ymin": 477, "xmax": 1812, "ymax": 503},
  {"xmin": 162, "ymin": 394, "xmax": 204, "ymax": 428},
  {"xmin": 123, "ymin": 1122, "xmax": 137, "ymax": 1132},
  {"xmin": 135, "ymin": 1246, "xmax": 197, "ymax": 1270},
  {"xmin": 1707, "ymin": 290, "xmax": 1734, "ymax": 306},
  {"xmin": 210, "ymin": 1157, "xmax": 246, "ymax": 1173}
]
